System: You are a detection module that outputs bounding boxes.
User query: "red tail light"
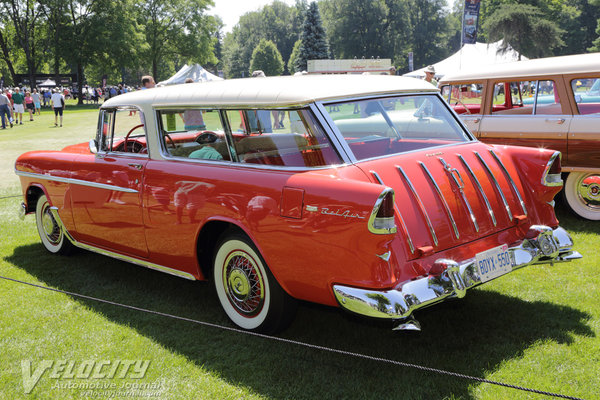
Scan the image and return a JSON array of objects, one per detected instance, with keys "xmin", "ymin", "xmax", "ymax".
[{"xmin": 368, "ymin": 189, "xmax": 397, "ymax": 234}]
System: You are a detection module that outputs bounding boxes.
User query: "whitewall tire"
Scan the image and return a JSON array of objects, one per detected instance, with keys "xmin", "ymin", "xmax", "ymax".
[
  {"xmin": 35, "ymin": 195, "xmax": 73, "ymax": 254},
  {"xmin": 213, "ymin": 233, "xmax": 296, "ymax": 333},
  {"xmin": 564, "ymin": 172, "xmax": 600, "ymax": 221}
]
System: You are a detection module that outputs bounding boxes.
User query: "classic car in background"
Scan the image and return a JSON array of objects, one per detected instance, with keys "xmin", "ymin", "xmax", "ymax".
[
  {"xmin": 16, "ymin": 75, "xmax": 581, "ymax": 333},
  {"xmin": 440, "ymin": 52, "xmax": 600, "ymax": 220}
]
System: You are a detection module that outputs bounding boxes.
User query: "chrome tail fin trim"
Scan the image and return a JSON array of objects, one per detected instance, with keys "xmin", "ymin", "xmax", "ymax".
[
  {"xmin": 474, "ymin": 151, "xmax": 513, "ymax": 222},
  {"xmin": 370, "ymin": 170, "xmax": 415, "ymax": 253},
  {"xmin": 489, "ymin": 150, "xmax": 527, "ymax": 216},
  {"xmin": 396, "ymin": 166, "xmax": 438, "ymax": 247},
  {"xmin": 419, "ymin": 162, "xmax": 459, "ymax": 239},
  {"xmin": 458, "ymin": 154, "xmax": 497, "ymax": 227}
]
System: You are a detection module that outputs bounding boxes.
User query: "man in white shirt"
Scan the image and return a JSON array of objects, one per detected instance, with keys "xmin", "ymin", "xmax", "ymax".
[{"xmin": 51, "ymin": 89, "xmax": 65, "ymax": 127}]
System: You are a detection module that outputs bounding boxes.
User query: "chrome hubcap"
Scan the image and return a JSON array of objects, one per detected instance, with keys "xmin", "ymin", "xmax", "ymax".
[
  {"xmin": 223, "ymin": 250, "xmax": 264, "ymax": 316},
  {"xmin": 577, "ymin": 174, "xmax": 600, "ymax": 209},
  {"xmin": 40, "ymin": 204, "xmax": 61, "ymax": 244}
]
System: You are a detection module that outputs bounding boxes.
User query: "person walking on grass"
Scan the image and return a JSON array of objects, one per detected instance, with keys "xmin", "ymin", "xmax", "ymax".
[
  {"xmin": 12, "ymin": 87, "xmax": 24, "ymax": 125},
  {"xmin": 51, "ymin": 88, "xmax": 65, "ymax": 127},
  {"xmin": 32, "ymin": 89, "xmax": 41, "ymax": 115},
  {"xmin": 24, "ymin": 91, "xmax": 34, "ymax": 121},
  {"xmin": 0, "ymin": 89, "xmax": 13, "ymax": 129}
]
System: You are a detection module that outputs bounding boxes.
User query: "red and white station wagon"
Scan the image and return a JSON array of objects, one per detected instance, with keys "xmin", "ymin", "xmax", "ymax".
[{"xmin": 16, "ymin": 75, "xmax": 581, "ymax": 332}]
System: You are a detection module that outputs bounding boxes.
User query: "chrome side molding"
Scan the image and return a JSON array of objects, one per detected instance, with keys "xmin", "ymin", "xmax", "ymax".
[
  {"xmin": 419, "ymin": 162, "xmax": 459, "ymax": 239},
  {"xmin": 333, "ymin": 226, "xmax": 581, "ymax": 329},
  {"xmin": 474, "ymin": 151, "xmax": 513, "ymax": 221},
  {"xmin": 48, "ymin": 207, "xmax": 197, "ymax": 281},
  {"xmin": 489, "ymin": 150, "xmax": 528, "ymax": 216},
  {"xmin": 397, "ymin": 166, "xmax": 438, "ymax": 247},
  {"xmin": 457, "ymin": 154, "xmax": 497, "ymax": 227}
]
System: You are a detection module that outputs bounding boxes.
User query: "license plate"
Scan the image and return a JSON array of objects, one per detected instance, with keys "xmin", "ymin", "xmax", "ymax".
[{"xmin": 475, "ymin": 244, "xmax": 513, "ymax": 283}]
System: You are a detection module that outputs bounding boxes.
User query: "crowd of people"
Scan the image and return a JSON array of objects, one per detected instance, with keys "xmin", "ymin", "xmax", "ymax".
[
  {"xmin": 0, "ymin": 87, "xmax": 66, "ymax": 129},
  {"xmin": 0, "ymin": 76, "xmax": 157, "ymax": 130}
]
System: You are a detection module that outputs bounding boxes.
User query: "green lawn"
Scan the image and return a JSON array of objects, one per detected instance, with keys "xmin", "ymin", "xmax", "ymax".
[{"xmin": 0, "ymin": 104, "xmax": 598, "ymax": 399}]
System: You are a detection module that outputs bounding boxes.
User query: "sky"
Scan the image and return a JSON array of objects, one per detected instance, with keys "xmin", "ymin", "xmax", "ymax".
[{"xmin": 208, "ymin": 0, "xmax": 298, "ymax": 33}]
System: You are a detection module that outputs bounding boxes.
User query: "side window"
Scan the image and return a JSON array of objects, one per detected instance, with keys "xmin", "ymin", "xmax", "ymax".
[
  {"xmin": 534, "ymin": 80, "xmax": 562, "ymax": 115},
  {"xmin": 230, "ymin": 108, "xmax": 341, "ymax": 167},
  {"xmin": 492, "ymin": 81, "xmax": 534, "ymax": 115},
  {"xmin": 157, "ymin": 109, "xmax": 230, "ymax": 161},
  {"xmin": 570, "ymin": 77, "xmax": 600, "ymax": 115},
  {"xmin": 440, "ymin": 83, "xmax": 483, "ymax": 114},
  {"xmin": 97, "ymin": 108, "xmax": 148, "ymax": 154}
]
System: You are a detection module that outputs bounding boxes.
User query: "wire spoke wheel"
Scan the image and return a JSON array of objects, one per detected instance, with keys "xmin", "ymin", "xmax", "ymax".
[{"xmin": 213, "ymin": 232, "xmax": 296, "ymax": 333}]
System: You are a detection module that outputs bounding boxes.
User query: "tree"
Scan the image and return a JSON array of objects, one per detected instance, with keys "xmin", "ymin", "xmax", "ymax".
[
  {"xmin": 137, "ymin": 0, "xmax": 217, "ymax": 81},
  {"xmin": 249, "ymin": 38, "xmax": 284, "ymax": 76},
  {"xmin": 482, "ymin": 4, "xmax": 564, "ymax": 59},
  {"xmin": 0, "ymin": 0, "xmax": 44, "ymax": 88},
  {"xmin": 288, "ymin": 39, "xmax": 302, "ymax": 74},
  {"xmin": 222, "ymin": 1, "xmax": 306, "ymax": 78},
  {"xmin": 295, "ymin": 1, "xmax": 329, "ymax": 72}
]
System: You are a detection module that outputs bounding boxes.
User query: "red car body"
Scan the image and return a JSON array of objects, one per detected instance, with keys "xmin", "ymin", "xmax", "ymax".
[{"xmin": 16, "ymin": 75, "xmax": 581, "ymax": 332}]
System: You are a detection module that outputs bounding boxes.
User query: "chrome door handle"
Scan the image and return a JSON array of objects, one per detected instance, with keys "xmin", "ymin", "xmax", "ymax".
[
  {"xmin": 128, "ymin": 163, "xmax": 144, "ymax": 170},
  {"xmin": 464, "ymin": 117, "xmax": 480, "ymax": 123},
  {"xmin": 545, "ymin": 118, "xmax": 565, "ymax": 124}
]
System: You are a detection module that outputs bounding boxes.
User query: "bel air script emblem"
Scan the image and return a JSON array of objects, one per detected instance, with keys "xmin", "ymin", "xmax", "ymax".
[{"xmin": 306, "ymin": 205, "xmax": 366, "ymax": 220}]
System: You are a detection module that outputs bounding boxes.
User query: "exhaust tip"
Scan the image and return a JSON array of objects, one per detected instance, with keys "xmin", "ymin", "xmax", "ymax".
[{"xmin": 393, "ymin": 317, "xmax": 421, "ymax": 332}]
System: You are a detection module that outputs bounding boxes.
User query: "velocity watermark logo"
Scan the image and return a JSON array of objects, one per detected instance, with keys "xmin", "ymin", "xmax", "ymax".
[{"xmin": 21, "ymin": 359, "xmax": 151, "ymax": 394}]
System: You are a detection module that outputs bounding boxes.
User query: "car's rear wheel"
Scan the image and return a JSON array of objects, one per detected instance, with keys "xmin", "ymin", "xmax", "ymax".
[
  {"xmin": 35, "ymin": 195, "xmax": 74, "ymax": 254},
  {"xmin": 213, "ymin": 232, "xmax": 296, "ymax": 333},
  {"xmin": 563, "ymin": 172, "xmax": 600, "ymax": 220}
]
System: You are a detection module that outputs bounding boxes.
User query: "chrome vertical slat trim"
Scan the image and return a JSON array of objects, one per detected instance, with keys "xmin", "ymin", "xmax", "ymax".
[
  {"xmin": 474, "ymin": 151, "xmax": 513, "ymax": 221},
  {"xmin": 396, "ymin": 166, "xmax": 438, "ymax": 247},
  {"xmin": 370, "ymin": 170, "xmax": 415, "ymax": 253},
  {"xmin": 439, "ymin": 158, "xmax": 479, "ymax": 233},
  {"xmin": 489, "ymin": 150, "xmax": 528, "ymax": 216},
  {"xmin": 457, "ymin": 154, "xmax": 497, "ymax": 227},
  {"xmin": 419, "ymin": 162, "xmax": 459, "ymax": 239}
]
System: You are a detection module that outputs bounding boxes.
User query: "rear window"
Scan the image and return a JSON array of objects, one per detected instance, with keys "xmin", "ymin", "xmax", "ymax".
[
  {"xmin": 325, "ymin": 94, "xmax": 470, "ymax": 161},
  {"xmin": 570, "ymin": 78, "xmax": 600, "ymax": 115}
]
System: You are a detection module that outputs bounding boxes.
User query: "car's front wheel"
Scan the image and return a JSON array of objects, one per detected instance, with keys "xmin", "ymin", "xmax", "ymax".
[
  {"xmin": 35, "ymin": 195, "xmax": 74, "ymax": 254},
  {"xmin": 213, "ymin": 232, "xmax": 296, "ymax": 333},
  {"xmin": 563, "ymin": 172, "xmax": 600, "ymax": 220}
]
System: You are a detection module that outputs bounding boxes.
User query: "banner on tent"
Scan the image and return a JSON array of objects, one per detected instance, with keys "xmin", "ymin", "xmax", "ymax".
[{"xmin": 462, "ymin": 0, "xmax": 481, "ymax": 45}]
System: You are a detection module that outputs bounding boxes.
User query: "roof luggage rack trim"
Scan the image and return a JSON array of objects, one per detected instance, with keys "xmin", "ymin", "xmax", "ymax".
[
  {"xmin": 489, "ymin": 150, "xmax": 528, "ymax": 216},
  {"xmin": 396, "ymin": 166, "xmax": 438, "ymax": 247},
  {"xmin": 457, "ymin": 154, "xmax": 497, "ymax": 227},
  {"xmin": 370, "ymin": 171, "xmax": 415, "ymax": 253},
  {"xmin": 474, "ymin": 151, "xmax": 513, "ymax": 222},
  {"xmin": 419, "ymin": 162, "xmax": 459, "ymax": 239}
]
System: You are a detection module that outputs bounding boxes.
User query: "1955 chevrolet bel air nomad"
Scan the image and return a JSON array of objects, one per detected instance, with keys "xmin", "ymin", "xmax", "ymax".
[{"xmin": 15, "ymin": 75, "xmax": 582, "ymax": 333}]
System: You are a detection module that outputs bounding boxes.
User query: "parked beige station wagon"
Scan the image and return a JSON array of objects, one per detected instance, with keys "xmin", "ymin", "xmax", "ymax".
[{"xmin": 440, "ymin": 53, "xmax": 600, "ymax": 220}]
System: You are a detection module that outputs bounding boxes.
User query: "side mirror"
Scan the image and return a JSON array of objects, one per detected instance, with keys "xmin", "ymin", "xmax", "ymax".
[{"xmin": 89, "ymin": 139, "xmax": 98, "ymax": 154}]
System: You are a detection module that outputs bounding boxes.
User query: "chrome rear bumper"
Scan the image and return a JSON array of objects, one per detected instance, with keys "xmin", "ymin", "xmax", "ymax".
[{"xmin": 333, "ymin": 226, "xmax": 582, "ymax": 324}]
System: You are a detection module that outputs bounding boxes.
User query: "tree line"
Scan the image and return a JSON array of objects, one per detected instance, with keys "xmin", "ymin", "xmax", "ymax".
[{"xmin": 1, "ymin": 0, "xmax": 599, "ymax": 92}]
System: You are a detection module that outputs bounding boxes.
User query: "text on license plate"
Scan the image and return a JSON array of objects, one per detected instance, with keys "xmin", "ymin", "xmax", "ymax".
[{"xmin": 475, "ymin": 244, "xmax": 513, "ymax": 283}]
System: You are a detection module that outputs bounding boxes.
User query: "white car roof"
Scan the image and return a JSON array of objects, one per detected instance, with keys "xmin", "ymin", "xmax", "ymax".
[
  {"xmin": 440, "ymin": 52, "xmax": 600, "ymax": 82},
  {"xmin": 102, "ymin": 75, "xmax": 438, "ymax": 109}
]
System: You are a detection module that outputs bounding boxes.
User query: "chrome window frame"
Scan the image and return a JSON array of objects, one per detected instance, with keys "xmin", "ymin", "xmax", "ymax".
[{"xmin": 96, "ymin": 105, "xmax": 149, "ymax": 159}]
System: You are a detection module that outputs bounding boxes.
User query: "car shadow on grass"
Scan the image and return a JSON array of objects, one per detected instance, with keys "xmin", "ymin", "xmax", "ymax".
[{"xmin": 5, "ymin": 244, "xmax": 594, "ymax": 400}]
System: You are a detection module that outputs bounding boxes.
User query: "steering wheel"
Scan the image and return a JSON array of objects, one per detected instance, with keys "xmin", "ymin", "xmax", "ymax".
[
  {"xmin": 449, "ymin": 96, "xmax": 472, "ymax": 115},
  {"xmin": 164, "ymin": 133, "xmax": 176, "ymax": 149},
  {"xmin": 195, "ymin": 131, "xmax": 219, "ymax": 144},
  {"xmin": 123, "ymin": 124, "xmax": 145, "ymax": 152}
]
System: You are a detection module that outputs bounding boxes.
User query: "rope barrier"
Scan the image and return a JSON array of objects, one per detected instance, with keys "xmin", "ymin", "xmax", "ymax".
[{"xmin": 0, "ymin": 274, "xmax": 585, "ymax": 400}]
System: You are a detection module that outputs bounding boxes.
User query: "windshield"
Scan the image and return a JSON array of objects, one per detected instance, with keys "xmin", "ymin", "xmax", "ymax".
[{"xmin": 325, "ymin": 94, "xmax": 471, "ymax": 161}]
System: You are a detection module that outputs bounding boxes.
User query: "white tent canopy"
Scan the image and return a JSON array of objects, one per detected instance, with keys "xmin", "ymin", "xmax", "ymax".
[
  {"xmin": 403, "ymin": 40, "xmax": 527, "ymax": 80},
  {"xmin": 157, "ymin": 64, "xmax": 223, "ymax": 85},
  {"xmin": 39, "ymin": 79, "xmax": 56, "ymax": 87}
]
